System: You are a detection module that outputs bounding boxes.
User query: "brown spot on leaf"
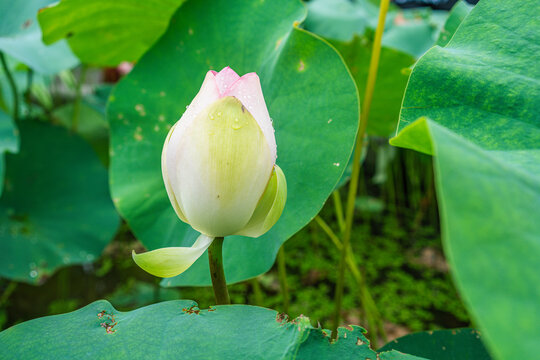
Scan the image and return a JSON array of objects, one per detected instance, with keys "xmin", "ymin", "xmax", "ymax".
[
  {"xmin": 97, "ymin": 310, "xmax": 117, "ymax": 334},
  {"xmin": 276, "ymin": 313, "xmax": 287, "ymax": 323},
  {"xmin": 22, "ymin": 19, "xmax": 32, "ymax": 29},
  {"xmin": 182, "ymin": 305, "xmax": 201, "ymax": 315}
]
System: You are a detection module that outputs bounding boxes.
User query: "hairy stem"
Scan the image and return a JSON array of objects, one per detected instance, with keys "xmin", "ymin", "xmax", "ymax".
[
  {"xmin": 208, "ymin": 237, "xmax": 230, "ymax": 305},
  {"xmin": 330, "ymin": 0, "xmax": 391, "ymax": 342}
]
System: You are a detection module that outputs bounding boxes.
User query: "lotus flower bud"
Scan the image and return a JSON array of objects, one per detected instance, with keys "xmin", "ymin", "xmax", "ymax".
[{"xmin": 133, "ymin": 67, "xmax": 287, "ymax": 278}]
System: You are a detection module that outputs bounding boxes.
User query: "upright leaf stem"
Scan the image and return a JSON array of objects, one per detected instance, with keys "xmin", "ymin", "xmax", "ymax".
[
  {"xmin": 277, "ymin": 245, "xmax": 290, "ymax": 314},
  {"xmin": 25, "ymin": 68, "xmax": 33, "ymax": 113},
  {"xmin": 332, "ymin": 190, "xmax": 346, "ymax": 233},
  {"xmin": 0, "ymin": 52, "xmax": 19, "ymax": 121},
  {"xmin": 72, "ymin": 65, "xmax": 87, "ymax": 132},
  {"xmin": 208, "ymin": 237, "xmax": 230, "ymax": 305},
  {"xmin": 331, "ymin": 0, "xmax": 391, "ymax": 341}
]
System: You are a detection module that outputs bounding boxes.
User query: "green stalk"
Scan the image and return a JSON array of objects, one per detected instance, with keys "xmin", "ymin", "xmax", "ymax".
[
  {"xmin": 332, "ymin": 190, "xmax": 346, "ymax": 233},
  {"xmin": 316, "ymin": 216, "xmax": 386, "ymax": 346},
  {"xmin": 0, "ymin": 281, "xmax": 18, "ymax": 307},
  {"xmin": 394, "ymin": 151, "xmax": 406, "ymax": 221},
  {"xmin": 277, "ymin": 245, "xmax": 290, "ymax": 314},
  {"xmin": 251, "ymin": 277, "xmax": 264, "ymax": 306},
  {"xmin": 0, "ymin": 52, "xmax": 19, "ymax": 121},
  {"xmin": 386, "ymin": 157, "xmax": 398, "ymax": 217},
  {"xmin": 330, "ymin": 0, "xmax": 391, "ymax": 342},
  {"xmin": 25, "ymin": 68, "xmax": 33, "ymax": 114},
  {"xmin": 208, "ymin": 237, "xmax": 230, "ymax": 305},
  {"xmin": 58, "ymin": 268, "xmax": 69, "ymax": 302},
  {"xmin": 72, "ymin": 65, "xmax": 87, "ymax": 132}
]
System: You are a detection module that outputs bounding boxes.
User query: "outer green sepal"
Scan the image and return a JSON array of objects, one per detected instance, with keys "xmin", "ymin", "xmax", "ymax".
[
  {"xmin": 132, "ymin": 234, "xmax": 214, "ymax": 278},
  {"xmin": 235, "ymin": 164, "xmax": 287, "ymax": 237}
]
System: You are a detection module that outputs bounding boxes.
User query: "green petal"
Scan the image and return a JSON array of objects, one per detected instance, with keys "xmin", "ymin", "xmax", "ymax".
[
  {"xmin": 132, "ymin": 234, "xmax": 214, "ymax": 278},
  {"xmin": 235, "ymin": 164, "xmax": 287, "ymax": 237}
]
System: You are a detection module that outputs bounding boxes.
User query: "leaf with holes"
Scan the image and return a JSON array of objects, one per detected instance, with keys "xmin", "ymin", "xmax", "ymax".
[
  {"xmin": 108, "ymin": 0, "xmax": 359, "ymax": 286},
  {"xmin": 0, "ymin": 300, "xmax": 426, "ymax": 359}
]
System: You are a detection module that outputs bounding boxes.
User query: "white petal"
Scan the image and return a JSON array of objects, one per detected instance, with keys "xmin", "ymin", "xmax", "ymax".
[
  {"xmin": 162, "ymin": 122, "xmax": 188, "ymax": 222},
  {"xmin": 167, "ymin": 96, "xmax": 273, "ymax": 237},
  {"xmin": 168, "ymin": 71, "xmax": 220, "ymax": 159},
  {"xmin": 225, "ymin": 73, "xmax": 277, "ymax": 162},
  {"xmin": 166, "ymin": 71, "xmax": 220, "ymax": 210}
]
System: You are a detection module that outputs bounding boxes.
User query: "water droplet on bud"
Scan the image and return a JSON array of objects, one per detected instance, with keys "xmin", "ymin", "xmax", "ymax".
[{"xmin": 232, "ymin": 118, "xmax": 243, "ymax": 130}]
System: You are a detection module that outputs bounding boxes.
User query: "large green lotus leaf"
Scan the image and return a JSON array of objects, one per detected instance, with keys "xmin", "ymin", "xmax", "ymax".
[
  {"xmin": 0, "ymin": 120, "xmax": 119, "ymax": 284},
  {"xmin": 379, "ymin": 328, "xmax": 492, "ymax": 360},
  {"xmin": 330, "ymin": 36, "xmax": 415, "ymax": 137},
  {"xmin": 0, "ymin": 110, "xmax": 18, "ymax": 196},
  {"xmin": 0, "ymin": 300, "xmax": 425, "ymax": 359},
  {"xmin": 0, "ymin": 0, "xmax": 78, "ymax": 74},
  {"xmin": 108, "ymin": 0, "xmax": 358, "ymax": 286},
  {"xmin": 38, "ymin": 0, "xmax": 185, "ymax": 66},
  {"xmin": 390, "ymin": 0, "xmax": 540, "ymax": 358}
]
